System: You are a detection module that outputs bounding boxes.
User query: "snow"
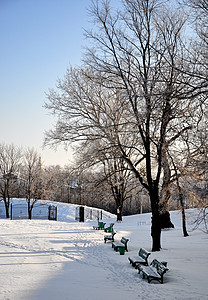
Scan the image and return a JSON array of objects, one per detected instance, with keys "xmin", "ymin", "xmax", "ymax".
[{"xmin": 0, "ymin": 201, "xmax": 207, "ymax": 300}]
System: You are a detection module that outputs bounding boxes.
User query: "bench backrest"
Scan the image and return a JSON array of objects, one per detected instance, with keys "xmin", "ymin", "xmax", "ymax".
[
  {"xmin": 151, "ymin": 259, "xmax": 168, "ymax": 276},
  {"xmin": 107, "ymin": 223, "xmax": 114, "ymax": 232},
  {"xmin": 99, "ymin": 222, "xmax": 105, "ymax": 228},
  {"xmin": 120, "ymin": 237, "xmax": 129, "ymax": 251},
  {"xmin": 121, "ymin": 237, "xmax": 128, "ymax": 245},
  {"xmin": 138, "ymin": 248, "xmax": 151, "ymax": 261}
]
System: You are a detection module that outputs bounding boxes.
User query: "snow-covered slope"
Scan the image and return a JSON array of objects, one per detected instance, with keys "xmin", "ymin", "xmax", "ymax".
[{"xmin": 0, "ymin": 200, "xmax": 207, "ymax": 300}]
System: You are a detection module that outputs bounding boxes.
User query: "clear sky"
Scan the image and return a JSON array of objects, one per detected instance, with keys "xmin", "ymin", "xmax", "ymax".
[
  {"xmin": 1, "ymin": 0, "xmax": 179, "ymax": 167},
  {"xmin": 0, "ymin": 0, "xmax": 94, "ymax": 167}
]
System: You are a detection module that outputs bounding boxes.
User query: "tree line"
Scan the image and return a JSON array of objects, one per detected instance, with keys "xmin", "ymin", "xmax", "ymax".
[
  {"xmin": 0, "ymin": 143, "xmax": 146, "ymax": 215},
  {"xmin": 0, "ymin": 140, "xmax": 205, "ymax": 220}
]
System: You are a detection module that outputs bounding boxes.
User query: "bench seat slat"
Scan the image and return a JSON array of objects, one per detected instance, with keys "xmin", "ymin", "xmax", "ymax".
[
  {"xmin": 104, "ymin": 231, "xmax": 116, "ymax": 243},
  {"xmin": 142, "ymin": 266, "xmax": 161, "ymax": 278},
  {"xmin": 128, "ymin": 256, "xmax": 146, "ymax": 264},
  {"xmin": 128, "ymin": 248, "xmax": 151, "ymax": 267},
  {"xmin": 113, "ymin": 242, "xmax": 124, "ymax": 248},
  {"xmin": 139, "ymin": 259, "xmax": 168, "ymax": 284},
  {"xmin": 112, "ymin": 237, "xmax": 129, "ymax": 251}
]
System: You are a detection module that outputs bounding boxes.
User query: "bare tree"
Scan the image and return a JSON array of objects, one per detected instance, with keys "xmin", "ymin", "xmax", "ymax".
[
  {"xmin": 20, "ymin": 148, "xmax": 42, "ymax": 219},
  {"xmin": 180, "ymin": 0, "xmax": 207, "ymax": 89},
  {"xmin": 103, "ymin": 155, "xmax": 130, "ymax": 221},
  {"xmin": 41, "ymin": 165, "xmax": 64, "ymax": 202},
  {"xmin": 84, "ymin": 0, "xmax": 207, "ymax": 250},
  {"xmin": 45, "ymin": 0, "xmax": 207, "ymax": 251},
  {"xmin": 182, "ymin": 0, "xmax": 208, "ymax": 38},
  {"xmin": 78, "ymin": 142, "xmax": 133, "ymax": 220},
  {"xmin": 0, "ymin": 143, "xmax": 23, "ymax": 218}
]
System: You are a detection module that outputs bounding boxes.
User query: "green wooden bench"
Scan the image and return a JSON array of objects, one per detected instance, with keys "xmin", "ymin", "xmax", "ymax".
[
  {"xmin": 104, "ymin": 223, "xmax": 114, "ymax": 233},
  {"xmin": 128, "ymin": 248, "xmax": 151, "ymax": 268},
  {"xmin": 138, "ymin": 259, "xmax": 169, "ymax": 284},
  {"xmin": 93, "ymin": 221, "xmax": 106, "ymax": 230},
  {"xmin": 104, "ymin": 229, "xmax": 116, "ymax": 243},
  {"xmin": 112, "ymin": 237, "xmax": 129, "ymax": 252}
]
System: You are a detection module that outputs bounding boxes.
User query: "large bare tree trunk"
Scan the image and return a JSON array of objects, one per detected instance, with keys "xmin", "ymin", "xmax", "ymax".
[
  {"xmin": 116, "ymin": 205, "xmax": 123, "ymax": 222},
  {"xmin": 150, "ymin": 189, "xmax": 161, "ymax": 251},
  {"xmin": 159, "ymin": 134, "xmax": 175, "ymax": 229},
  {"xmin": 172, "ymin": 159, "xmax": 189, "ymax": 237},
  {"xmin": 179, "ymin": 192, "xmax": 189, "ymax": 237},
  {"xmin": 4, "ymin": 199, "xmax": 10, "ymax": 219}
]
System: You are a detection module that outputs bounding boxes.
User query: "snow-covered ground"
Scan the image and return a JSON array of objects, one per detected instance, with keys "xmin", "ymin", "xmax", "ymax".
[{"xmin": 0, "ymin": 201, "xmax": 207, "ymax": 300}]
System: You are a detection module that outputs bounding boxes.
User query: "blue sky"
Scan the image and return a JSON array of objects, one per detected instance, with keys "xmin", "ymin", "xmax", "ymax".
[
  {"xmin": 0, "ymin": 0, "xmax": 93, "ymax": 166},
  {"xmin": 0, "ymin": 0, "xmax": 180, "ymax": 167}
]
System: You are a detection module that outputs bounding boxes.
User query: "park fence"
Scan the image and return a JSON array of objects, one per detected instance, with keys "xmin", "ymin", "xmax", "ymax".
[
  {"xmin": 0, "ymin": 201, "xmax": 57, "ymax": 220},
  {"xmin": 75, "ymin": 206, "xmax": 111, "ymax": 222},
  {"xmin": 0, "ymin": 202, "xmax": 6, "ymax": 219}
]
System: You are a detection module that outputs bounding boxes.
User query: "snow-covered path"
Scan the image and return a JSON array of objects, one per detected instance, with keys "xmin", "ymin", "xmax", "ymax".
[
  {"xmin": 0, "ymin": 208, "xmax": 207, "ymax": 300},
  {"xmin": 0, "ymin": 219, "xmax": 139, "ymax": 300}
]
